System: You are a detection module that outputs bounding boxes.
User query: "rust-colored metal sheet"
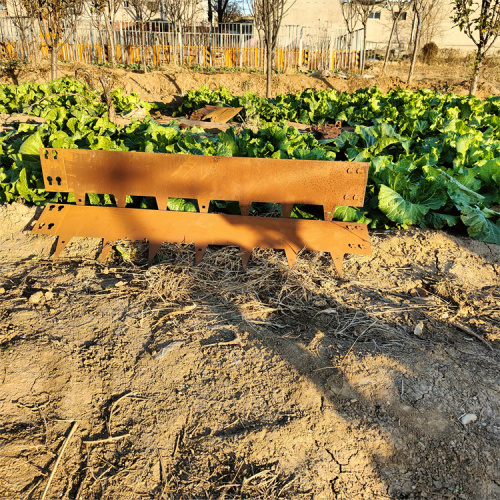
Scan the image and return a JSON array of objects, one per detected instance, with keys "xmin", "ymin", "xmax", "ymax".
[
  {"xmin": 39, "ymin": 149, "xmax": 369, "ymax": 220},
  {"xmin": 308, "ymin": 121, "xmax": 342, "ymax": 139},
  {"xmin": 190, "ymin": 105, "xmax": 243, "ymax": 123},
  {"xmin": 32, "ymin": 204, "xmax": 371, "ymax": 277},
  {"xmin": 190, "ymin": 105, "xmax": 218, "ymax": 120}
]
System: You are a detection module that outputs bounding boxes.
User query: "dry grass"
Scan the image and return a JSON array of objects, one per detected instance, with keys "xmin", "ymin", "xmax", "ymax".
[
  {"xmin": 160, "ymin": 415, "xmax": 305, "ymax": 500},
  {"xmin": 121, "ymin": 238, "xmax": 499, "ymax": 352},
  {"xmin": 135, "ymin": 244, "xmax": 427, "ymax": 354},
  {"xmin": 103, "ymin": 232, "xmax": 499, "ymax": 354},
  {"xmin": 437, "ymin": 48, "xmax": 471, "ymax": 66},
  {"xmin": 144, "ymin": 244, "xmax": 337, "ymax": 313}
]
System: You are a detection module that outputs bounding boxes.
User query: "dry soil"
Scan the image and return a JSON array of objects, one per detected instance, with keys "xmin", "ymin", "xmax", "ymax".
[
  {"xmin": 2, "ymin": 57, "xmax": 500, "ymax": 102},
  {"xmin": 0, "ymin": 202, "xmax": 499, "ymax": 500},
  {"xmin": 0, "ymin": 63, "xmax": 500, "ymax": 499}
]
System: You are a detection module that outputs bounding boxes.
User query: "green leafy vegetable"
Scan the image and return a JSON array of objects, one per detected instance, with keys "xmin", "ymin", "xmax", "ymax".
[{"xmin": 1, "ymin": 80, "xmax": 500, "ymax": 244}]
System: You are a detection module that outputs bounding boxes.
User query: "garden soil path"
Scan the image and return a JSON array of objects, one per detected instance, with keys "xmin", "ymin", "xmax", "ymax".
[{"xmin": 0, "ymin": 202, "xmax": 499, "ymax": 499}]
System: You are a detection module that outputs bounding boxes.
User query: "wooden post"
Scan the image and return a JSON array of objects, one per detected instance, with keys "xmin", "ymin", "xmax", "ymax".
[
  {"xmin": 239, "ymin": 32, "xmax": 243, "ymax": 68},
  {"xmin": 89, "ymin": 20, "xmax": 95, "ymax": 63},
  {"xmin": 178, "ymin": 30, "xmax": 183, "ymax": 65},
  {"xmin": 298, "ymin": 32, "xmax": 302, "ymax": 68}
]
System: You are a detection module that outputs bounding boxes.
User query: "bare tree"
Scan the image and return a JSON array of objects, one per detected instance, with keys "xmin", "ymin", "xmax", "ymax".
[
  {"xmin": 86, "ymin": 1, "xmax": 107, "ymax": 62},
  {"xmin": 250, "ymin": 0, "xmax": 295, "ymax": 98},
  {"xmin": 23, "ymin": 0, "xmax": 85, "ymax": 79},
  {"xmin": 208, "ymin": 0, "xmax": 242, "ymax": 23},
  {"xmin": 452, "ymin": 0, "xmax": 500, "ymax": 95},
  {"xmin": 219, "ymin": 0, "xmax": 243, "ymax": 21},
  {"xmin": 419, "ymin": 1, "xmax": 447, "ymax": 46},
  {"xmin": 406, "ymin": 0, "xmax": 433, "ymax": 83},
  {"xmin": 129, "ymin": 0, "xmax": 159, "ymax": 72},
  {"xmin": 381, "ymin": 0, "xmax": 413, "ymax": 74},
  {"xmin": 163, "ymin": 0, "xmax": 202, "ymax": 63},
  {"xmin": 9, "ymin": 0, "xmax": 40, "ymax": 62},
  {"xmin": 212, "ymin": 0, "xmax": 230, "ymax": 23},
  {"xmin": 353, "ymin": 0, "xmax": 384, "ymax": 74},
  {"xmin": 88, "ymin": 0, "xmax": 122, "ymax": 66},
  {"xmin": 340, "ymin": 0, "xmax": 360, "ymax": 50},
  {"xmin": 163, "ymin": 0, "xmax": 203, "ymax": 28}
]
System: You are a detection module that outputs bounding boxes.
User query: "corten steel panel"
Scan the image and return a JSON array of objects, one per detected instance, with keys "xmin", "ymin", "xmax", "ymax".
[
  {"xmin": 33, "ymin": 204, "xmax": 371, "ymax": 277},
  {"xmin": 39, "ymin": 149, "xmax": 369, "ymax": 220},
  {"xmin": 309, "ymin": 122, "xmax": 343, "ymax": 139},
  {"xmin": 190, "ymin": 105, "xmax": 244, "ymax": 122}
]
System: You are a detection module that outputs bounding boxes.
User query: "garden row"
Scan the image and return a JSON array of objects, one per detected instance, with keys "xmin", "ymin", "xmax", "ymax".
[{"xmin": 0, "ymin": 79, "xmax": 499, "ymax": 244}]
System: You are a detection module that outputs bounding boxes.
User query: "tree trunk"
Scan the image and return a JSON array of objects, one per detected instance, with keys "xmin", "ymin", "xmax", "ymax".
[
  {"xmin": 104, "ymin": 17, "xmax": 116, "ymax": 67},
  {"xmin": 30, "ymin": 23, "xmax": 40, "ymax": 64},
  {"xmin": 361, "ymin": 21, "xmax": 367, "ymax": 75},
  {"xmin": 382, "ymin": 17, "xmax": 398, "ymax": 75},
  {"xmin": 469, "ymin": 47, "xmax": 483, "ymax": 96},
  {"xmin": 99, "ymin": 76, "xmax": 116, "ymax": 122},
  {"xmin": 407, "ymin": 21, "xmax": 420, "ymax": 84},
  {"xmin": 140, "ymin": 22, "xmax": 148, "ymax": 73},
  {"xmin": 266, "ymin": 42, "xmax": 273, "ymax": 98},
  {"xmin": 50, "ymin": 47, "xmax": 58, "ymax": 80}
]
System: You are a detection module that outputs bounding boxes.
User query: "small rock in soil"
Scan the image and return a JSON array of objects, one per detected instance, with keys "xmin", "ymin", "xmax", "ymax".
[
  {"xmin": 414, "ymin": 321, "xmax": 424, "ymax": 336},
  {"xmin": 29, "ymin": 291, "xmax": 44, "ymax": 304},
  {"xmin": 460, "ymin": 413, "xmax": 477, "ymax": 425},
  {"xmin": 155, "ymin": 341, "xmax": 184, "ymax": 359},
  {"xmin": 410, "ymin": 287, "xmax": 429, "ymax": 297}
]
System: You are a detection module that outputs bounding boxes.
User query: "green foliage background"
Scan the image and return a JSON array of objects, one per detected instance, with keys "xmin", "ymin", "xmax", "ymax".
[{"xmin": 1, "ymin": 79, "xmax": 499, "ymax": 244}]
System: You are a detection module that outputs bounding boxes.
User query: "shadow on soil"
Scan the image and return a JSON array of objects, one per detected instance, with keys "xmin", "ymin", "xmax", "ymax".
[
  {"xmin": 131, "ymin": 240, "xmax": 499, "ymax": 499},
  {"xmin": 1, "ymin": 233, "xmax": 498, "ymax": 499}
]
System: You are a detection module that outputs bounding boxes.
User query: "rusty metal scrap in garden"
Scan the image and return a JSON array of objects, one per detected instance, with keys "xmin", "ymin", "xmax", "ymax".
[
  {"xmin": 33, "ymin": 204, "xmax": 371, "ymax": 277},
  {"xmin": 40, "ymin": 148, "xmax": 368, "ymax": 220},
  {"xmin": 34, "ymin": 148, "xmax": 371, "ymax": 275},
  {"xmin": 307, "ymin": 121, "xmax": 343, "ymax": 140},
  {"xmin": 190, "ymin": 105, "xmax": 244, "ymax": 123}
]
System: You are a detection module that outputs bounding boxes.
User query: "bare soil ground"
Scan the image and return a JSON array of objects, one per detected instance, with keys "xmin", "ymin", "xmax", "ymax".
[
  {"xmin": 1, "ymin": 62, "xmax": 500, "ymax": 499},
  {"xmin": 1, "ymin": 202, "xmax": 499, "ymax": 500},
  {"xmin": 2, "ymin": 57, "xmax": 500, "ymax": 102}
]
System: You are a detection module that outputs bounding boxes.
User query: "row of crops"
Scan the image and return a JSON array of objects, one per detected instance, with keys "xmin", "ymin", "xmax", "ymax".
[{"xmin": 0, "ymin": 79, "xmax": 499, "ymax": 244}]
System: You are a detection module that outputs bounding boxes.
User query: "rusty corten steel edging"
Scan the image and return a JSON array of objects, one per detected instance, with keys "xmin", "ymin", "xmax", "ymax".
[
  {"xmin": 32, "ymin": 204, "xmax": 371, "ymax": 276},
  {"xmin": 190, "ymin": 105, "xmax": 244, "ymax": 123},
  {"xmin": 39, "ymin": 148, "xmax": 369, "ymax": 220}
]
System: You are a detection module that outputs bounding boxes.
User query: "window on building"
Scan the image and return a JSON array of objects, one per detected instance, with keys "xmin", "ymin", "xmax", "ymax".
[
  {"xmin": 397, "ymin": 12, "xmax": 407, "ymax": 20},
  {"xmin": 368, "ymin": 11, "xmax": 381, "ymax": 20},
  {"xmin": 123, "ymin": 1, "xmax": 129, "ymax": 7}
]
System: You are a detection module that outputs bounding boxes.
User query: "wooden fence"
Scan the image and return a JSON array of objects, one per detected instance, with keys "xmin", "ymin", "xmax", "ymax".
[{"xmin": 0, "ymin": 20, "xmax": 363, "ymax": 71}]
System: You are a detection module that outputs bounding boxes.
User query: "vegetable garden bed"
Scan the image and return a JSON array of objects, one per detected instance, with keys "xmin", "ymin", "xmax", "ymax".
[{"xmin": 1, "ymin": 79, "xmax": 499, "ymax": 244}]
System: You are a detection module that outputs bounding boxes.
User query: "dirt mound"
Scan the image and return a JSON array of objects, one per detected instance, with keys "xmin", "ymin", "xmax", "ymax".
[
  {"xmin": 2, "ymin": 60, "xmax": 500, "ymax": 101},
  {"xmin": 0, "ymin": 202, "xmax": 499, "ymax": 499}
]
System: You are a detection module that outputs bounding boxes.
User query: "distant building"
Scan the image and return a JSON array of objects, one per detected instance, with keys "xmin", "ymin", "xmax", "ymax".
[{"xmin": 282, "ymin": 0, "xmax": 500, "ymax": 52}]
